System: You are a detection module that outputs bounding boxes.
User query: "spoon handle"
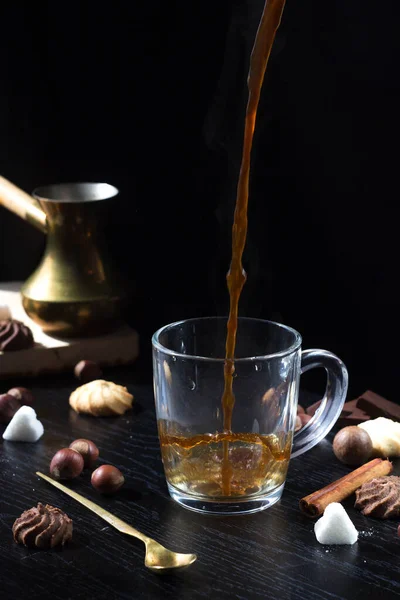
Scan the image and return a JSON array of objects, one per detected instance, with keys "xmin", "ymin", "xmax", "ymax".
[{"xmin": 36, "ymin": 472, "xmax": 149, "ymax": 543}]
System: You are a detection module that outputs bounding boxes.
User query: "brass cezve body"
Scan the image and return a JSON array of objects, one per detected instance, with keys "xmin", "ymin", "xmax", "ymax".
[{"xmin": 0, "ymin": 176, "xmax": 126, "ymax": 337}]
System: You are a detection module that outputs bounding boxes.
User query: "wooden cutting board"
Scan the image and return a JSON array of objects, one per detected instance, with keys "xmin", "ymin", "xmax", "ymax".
[{"xmin": 0, "ymin": 282, "xmax": 139, "ymax": 380}]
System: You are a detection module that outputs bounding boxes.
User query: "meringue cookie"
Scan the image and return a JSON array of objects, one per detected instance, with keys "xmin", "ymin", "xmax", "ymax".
[{"xmin": 359, "ymin": 417, "xmax": 400, "ymax": 457}]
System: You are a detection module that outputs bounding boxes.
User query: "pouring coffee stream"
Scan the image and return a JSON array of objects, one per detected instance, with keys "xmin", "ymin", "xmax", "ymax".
[
  {"xmin": 154, "ymin": 0, "xmax": 346, "ymax": 513},
  {"xmin": 0, "ymin": 0, "xmax": 287, "ymax": 494},
  {"xmin": 221, "ymin": 0, "xmax": 287, "ymax": 495}
]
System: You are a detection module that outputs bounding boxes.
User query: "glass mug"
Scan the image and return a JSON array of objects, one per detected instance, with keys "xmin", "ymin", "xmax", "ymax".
[{"xmin": 152, "ymin": 317, "xmax": 348, "ymax": 515}]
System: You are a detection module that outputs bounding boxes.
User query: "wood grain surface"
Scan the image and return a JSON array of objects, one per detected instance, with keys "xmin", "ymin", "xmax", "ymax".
[{"xmin": 1, "ymin": 362, "xmax": 400, "ymax": 600}]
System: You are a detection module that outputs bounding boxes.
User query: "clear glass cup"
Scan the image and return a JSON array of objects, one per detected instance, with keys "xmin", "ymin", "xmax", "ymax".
[{"xmin": 152, "ymin": 317, "xmax": 348, "ymax": 515}]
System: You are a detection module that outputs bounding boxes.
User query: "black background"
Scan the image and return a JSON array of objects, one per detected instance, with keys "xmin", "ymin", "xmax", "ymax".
[{"xmin": 1, "ymin": 1, "xmax": 400, "ymax": 400}]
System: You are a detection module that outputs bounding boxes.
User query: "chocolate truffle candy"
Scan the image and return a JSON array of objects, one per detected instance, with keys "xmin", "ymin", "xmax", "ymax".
[
  {"xmin": 12, "ymin": 503, "xmax": 73, "ymax": 548},
  {"xmin": 0, "ymin": 319, "xmax": 34, "ymax": 352}
]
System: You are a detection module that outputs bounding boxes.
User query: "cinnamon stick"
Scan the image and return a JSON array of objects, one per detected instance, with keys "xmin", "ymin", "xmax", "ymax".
[{"xmin": 299, "ymin": 458, "xmax": 393, "ymax": 517}]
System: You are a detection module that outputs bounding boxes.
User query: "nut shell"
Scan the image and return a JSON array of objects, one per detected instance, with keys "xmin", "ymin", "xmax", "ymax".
[
  {"xmin": 69, "ymin": 380, "xmax": 134, "ymax": 417},
  {"xmin": 0, "ymin": 393, "xmax": 22, "ymax": 424},
  {"xmin": 91, "ymin": 465, "xmax": 125, "ymax": 495},
  {"xmin": 7, "ymin": 387, "xmax": 34, "ymax": 406},
  {"xmin": 74, "ymin": 360, "xmax": 103, "ymax": 383},
  {"xmin": 12, "ymin": 503, "xmax": 72, "ymax": 548},
  {"xmin": 298, "ymin": 413, "xmax": 312, "ymax": 427},
  {"xmin": 69, "ymin": 438, "xmax": 99, "ymax": 468},
  {"xmin": 50, "ymin": 448, "xmax": 84, "ymax": 480},
  {"xmin": 333, "ymin": 426, "xmax": 373, "ymax": 466}
]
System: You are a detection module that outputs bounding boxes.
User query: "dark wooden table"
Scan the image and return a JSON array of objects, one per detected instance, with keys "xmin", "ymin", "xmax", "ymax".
[{"xmin": 1, "ymin": 361, "xmax": 400, "ymax": 600}]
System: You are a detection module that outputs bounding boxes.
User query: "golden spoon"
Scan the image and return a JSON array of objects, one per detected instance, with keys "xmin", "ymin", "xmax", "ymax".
[{"xmin": 36, "ymin": 471, "xmax": 197, "ymax": 572}]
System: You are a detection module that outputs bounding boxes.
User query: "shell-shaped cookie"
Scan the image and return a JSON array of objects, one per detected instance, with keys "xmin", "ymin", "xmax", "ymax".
[{"xmin": 69, "ymin": 380, "xmax": 134, "ymax": 417}]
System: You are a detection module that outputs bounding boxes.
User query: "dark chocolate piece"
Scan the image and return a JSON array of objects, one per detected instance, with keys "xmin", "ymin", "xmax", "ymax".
[
  {"xmin": 307, "ymin": 398, "xmax": 362, "ymax": 419},
  {"xmin": 357, "ymin": 390, "xmax": 400, "ymax": 422},
  {"xmin": 307, "ymin": 395, "xmax": 379, "ymax": 427},
  {"xmin": 337, "ymin": 408, "xmax": 370, "ymax": 428},
  {"xmin": 306, "ymin": 400, "xmax": 322, "ymax": 416},
  {"xmin": 341, "ymin": 399, "xmax": 359, "ymax": 415}
]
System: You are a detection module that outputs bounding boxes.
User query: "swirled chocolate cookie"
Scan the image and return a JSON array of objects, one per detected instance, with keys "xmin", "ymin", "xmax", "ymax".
[
  {"xmin": 354, "ymin": 476, "xmax": 400, "ymax": 519},
  {"xmin": 0, "ymin": 319, "xmax": 34, "ymax": 352},
  {"xmin": 12, "ymin": 503, "xmax": 73, "ymax": 548}
]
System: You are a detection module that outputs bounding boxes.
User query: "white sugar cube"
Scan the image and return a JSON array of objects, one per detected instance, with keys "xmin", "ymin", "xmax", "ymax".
[
  {"xmin": 3, "ymin": 406, "xmax": 44, "ymax": 442},
  {"xmin": 314, "ymin": 502, "xmax": 358, "ymax": 545}
]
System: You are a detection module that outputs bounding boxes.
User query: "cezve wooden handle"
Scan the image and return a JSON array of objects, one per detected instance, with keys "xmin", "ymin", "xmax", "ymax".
[{"xmin": 0, "ymin": 175, "xmax": 46, "ymax": 232}]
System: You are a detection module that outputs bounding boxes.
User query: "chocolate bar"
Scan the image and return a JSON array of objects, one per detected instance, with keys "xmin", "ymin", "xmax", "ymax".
[
  {"xmin": 306, "ymin": 400, "xmax": 322, "ymax": 416},
  {"xmin": 305, "ymin": 390, "xmax": 396, "ymax": 428},
  {"xmin": 307, "ymin": 398, "xmax": 358, "ymax": 418},
  {"xmin": 337, "ymin": 408, "xmax": 370, "ymax": 428},
  {"xmin": 357, "ymin": 390, "xmax": 400, "ymax": 422},
  {"xmin": 341, "ymin": 399, "xmax": 359, "ymax": 415}
]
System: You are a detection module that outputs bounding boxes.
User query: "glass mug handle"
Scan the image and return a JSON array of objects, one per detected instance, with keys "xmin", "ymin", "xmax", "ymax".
[{"xmin": 291, "ymin": 349, "xmax": 349, "ymax": 458}]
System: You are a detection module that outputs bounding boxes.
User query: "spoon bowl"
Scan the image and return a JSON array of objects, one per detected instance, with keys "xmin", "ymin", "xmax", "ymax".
[
  {"xmin": 36, "ymin": 472, "xmax": 197, "ymax": 572},
  {"xmin": 144, "ymin": 539, "xmax": 197, "ymax": 572}
]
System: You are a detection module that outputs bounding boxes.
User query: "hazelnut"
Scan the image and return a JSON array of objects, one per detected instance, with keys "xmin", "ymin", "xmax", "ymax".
[
  {"xmin": 0, "ymin": 393, "xmax": 21, "ymax": 424},
  {"xmin": 7, "ymin": 387, "xmax": 34, "ymax": 406},
  {"xmin": 69, "ymin": 438, "xmax": 99, "ymax": 468},
  {"xmin": 332, "ymin": 426, "xmax": 373, "ymax": 466},
  {"xmin": 74, "ymin": 360, "xmax": 103, "ymax": 383},
  {"xmin": 50, "ymin": 448, "xmax": 84, "ymax": 480},
  {"xmin": 298, "ymin": 413, "xmax": 312, "ymax": 427},
  {"xmin": 91, "ymin": 465, "xmax": 125, "ymax": 495}
]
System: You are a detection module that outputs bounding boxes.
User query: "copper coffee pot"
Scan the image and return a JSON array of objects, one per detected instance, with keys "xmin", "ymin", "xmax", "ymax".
[{"xmin": 0, "ymin": 176, "xmax": 127, "ymax": 337}]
